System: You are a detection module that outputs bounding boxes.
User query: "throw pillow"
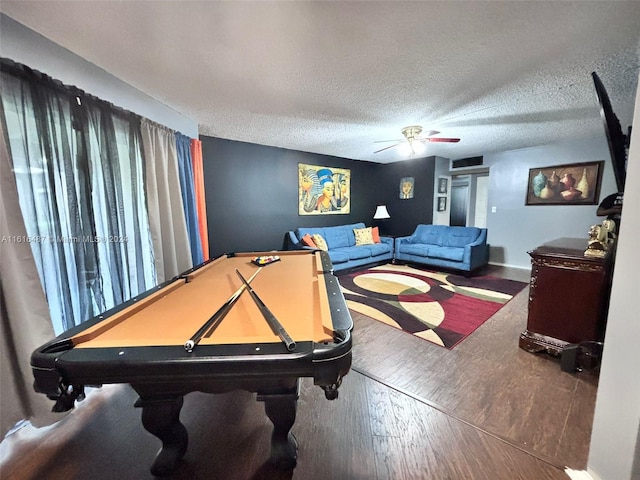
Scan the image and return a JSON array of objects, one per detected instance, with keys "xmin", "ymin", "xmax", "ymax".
[
  {"xmin": 301, "ymin": 233, "xmax": 317, "ymax": 248},
  {"xmin": 371, "ymin": 226, "xmax": 381, "ymax": 243},
  {"xmin": 312, "ymin": 234, "xmax": 328, "ymax": 251},
  {"xmin": 353, "ymin": 227, "xmax": 375, "ymax": 246}
]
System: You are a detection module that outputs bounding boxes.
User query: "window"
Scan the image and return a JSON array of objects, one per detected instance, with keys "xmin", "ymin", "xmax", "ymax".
[{"xmin": 1, "ymin": 63, "xmax": 156, "ymax": 334}]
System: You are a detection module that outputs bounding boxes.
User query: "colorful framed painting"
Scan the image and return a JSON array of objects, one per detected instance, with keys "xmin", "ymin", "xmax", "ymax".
[
  {"xmin": 298, "ymin": 164, "xmax": 350, "ymax": 215},
  {"xmin": 525, "ymin": 161, "xmax": 604, "ymax": 206}
]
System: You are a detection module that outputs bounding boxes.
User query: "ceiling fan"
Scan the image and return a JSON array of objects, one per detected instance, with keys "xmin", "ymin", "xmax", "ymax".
[{"xmin": 374, "ymin": 126, "xmax": 460, "ymax": 156}]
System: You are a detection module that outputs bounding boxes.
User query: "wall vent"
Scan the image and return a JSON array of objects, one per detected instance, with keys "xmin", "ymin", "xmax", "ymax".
[{"xmin": 451, "ymin": 156, "xmax": 484, "ymax": 169}]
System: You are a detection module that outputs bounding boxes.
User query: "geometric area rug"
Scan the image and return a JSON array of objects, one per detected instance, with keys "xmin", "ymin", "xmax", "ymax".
[{"xmin": 339, "ymin": 264, "xmax": 528, "ymax": 349}]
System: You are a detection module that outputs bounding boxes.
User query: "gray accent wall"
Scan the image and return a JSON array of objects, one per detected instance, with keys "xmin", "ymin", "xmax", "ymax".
[{"xmin": 482, "ymin": 136, "xmax": 618, "ymax": 269}]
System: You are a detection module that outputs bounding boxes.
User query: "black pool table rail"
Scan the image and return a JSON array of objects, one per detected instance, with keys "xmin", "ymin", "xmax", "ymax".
[{"xmin": 29, "ymin": 250, "xmax": 353, "ymax": 475}]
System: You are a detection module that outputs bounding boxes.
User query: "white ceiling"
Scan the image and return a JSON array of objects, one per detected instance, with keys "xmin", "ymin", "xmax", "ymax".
[{"xmin": 1, "ymin": 1, "xmax": 639, "ymax": 164}]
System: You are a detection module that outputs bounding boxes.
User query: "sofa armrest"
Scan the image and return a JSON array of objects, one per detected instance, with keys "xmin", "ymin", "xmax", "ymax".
[
  {"xmin": 286, "ymin": 231, "xmax": 304, "ymax": 250},
  {"xmin": 393, "ymin": 235, "xmax": 414, "ymax": 254},
  {"xmin": 467, "ymin": 228, "xmax": 487, "ymax": 248},
  {"xmin": 463, "ymin": 229, "xmax": 489, "ymax": 269},
  {"xmin": 394, "ymin": 235, "xmax": 414, "ymax": 246},
  {"xmin": 380, "ymin": 236, "xmax": 394, "ymax": 247},
  {"xmin": 395, "ymin": 235, "xmax": 414, "ymax": 244},
  {"xmin": 286, "ymin": 230, "xmax": 319, "ymax": 251}
]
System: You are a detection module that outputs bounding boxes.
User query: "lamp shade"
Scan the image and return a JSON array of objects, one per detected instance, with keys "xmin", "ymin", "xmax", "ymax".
[{"xmin": 373, "ymin": 205, "xmax": 391, "ymax": 219}]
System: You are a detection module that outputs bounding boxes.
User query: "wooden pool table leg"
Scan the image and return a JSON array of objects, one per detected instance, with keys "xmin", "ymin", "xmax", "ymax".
[
  {"xmin": 134, "ymin": 395, "xmax": 188, "ymax": 476},
  {"xmin": 257, "ymin": 380, "xmax": 300, "ymax": 470}
]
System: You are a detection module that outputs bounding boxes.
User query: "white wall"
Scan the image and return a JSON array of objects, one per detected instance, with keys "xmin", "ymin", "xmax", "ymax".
[
  {"xmin": 587, "ymin": 73, "xmax": 640, "ymax": 480},
  {"xmin": 0, "ymin": 15, "xmax": 198, "ymax": 137},
  {"xmin": 483, "ymin": 136, "xmax": 617, "ymax": 268},
  {"xmin": 474, "ymin": 175, "xmax": 489, "ymax": 228}
]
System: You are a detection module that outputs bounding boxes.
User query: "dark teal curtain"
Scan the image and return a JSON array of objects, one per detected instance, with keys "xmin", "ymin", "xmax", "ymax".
[{"xmin": 176, "ymin": 132, "xmax": 203, "ymax": 265}]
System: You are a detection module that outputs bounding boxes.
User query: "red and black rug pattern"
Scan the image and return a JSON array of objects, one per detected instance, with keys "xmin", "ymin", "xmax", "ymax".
[{"xmin": 339, "ymin": 264, "xmax": 527, "ymax": 349}]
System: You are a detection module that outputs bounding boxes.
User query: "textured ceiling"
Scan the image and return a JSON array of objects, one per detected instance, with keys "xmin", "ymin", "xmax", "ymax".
[{"xmin": 1, "ymin": 1, "xmax": 639, "ymax": 164}]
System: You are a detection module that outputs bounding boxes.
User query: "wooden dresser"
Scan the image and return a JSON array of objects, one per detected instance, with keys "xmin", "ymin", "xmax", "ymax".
[{"xmin": 519, "ymin": 237, "xmax": 613, "ymax": 355}]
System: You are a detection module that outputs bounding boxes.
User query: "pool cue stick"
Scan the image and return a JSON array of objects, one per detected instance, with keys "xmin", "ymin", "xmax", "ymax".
[
  {"xmin": 235, "ymin": 269, "xmax": 296, "ymax": 352},
  {"xmin": 201, "ymin": 267, "xmax": 263, "ymax": 340},
  {"xmin": 199, "ymin": 267, "xmax": 263, "ymax": 339},
  {"xmin": 184, "ymin": 267, "xmax": 262, "ymax": 352}
]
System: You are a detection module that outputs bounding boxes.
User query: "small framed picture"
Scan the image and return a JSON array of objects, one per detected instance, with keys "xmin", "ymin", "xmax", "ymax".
[
  {"xmin": 399, "ymin": 177, "xmax": 414, "ymax": 199},
  {"xmin": 438, "ymin": 177, "xmax": 448, "ymax": 194},
  {"xmin": 437, "ymin": 196, "xmax": 447, "ymax": 212}
]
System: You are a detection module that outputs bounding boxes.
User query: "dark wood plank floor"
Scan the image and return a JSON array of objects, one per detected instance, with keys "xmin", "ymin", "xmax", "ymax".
[
  {"xmin": 350, "ymin": 264, "xmax": 598, "ymax": 470},
  {"xmin": 0, "ymin": 265, "xmax": 589, "ymax": 479}
]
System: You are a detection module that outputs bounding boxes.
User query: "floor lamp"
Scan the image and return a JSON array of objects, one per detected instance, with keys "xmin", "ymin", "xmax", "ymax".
[{"xmin": 373, "ymin": 205, "xmax": 391, "ymax": 235}]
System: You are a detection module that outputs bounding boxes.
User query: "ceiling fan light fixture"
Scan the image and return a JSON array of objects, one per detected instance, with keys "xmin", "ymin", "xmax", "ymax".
[
  {"xmin": 401, "ymin": 126, "xmax": 423, "ymax": 140},
  {"xmin": 401, "ymin": 126, "xmax": 426, "ymax": 157},
  {"xmin": 399, "ymin": 142, "xmax": 413, "ymax": 156},
  {"xmin": 373, "ymin": 125, "xmax": 460, "ymax": 156},
  {"xmin": 412, "ymin": 140, "xmax": 426, "ymax": 154}
]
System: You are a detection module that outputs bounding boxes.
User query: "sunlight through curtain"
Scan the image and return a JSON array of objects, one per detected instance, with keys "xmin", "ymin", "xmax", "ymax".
[
  {"xmin": 0, "ymin": 61, "xmax": 156, "ymax": 334},
  {"xmin": 82, "ymin": 100, "xmax": 156, "ymax": 307},
  {"xmin": 0, "ymin": 117, "xmax": 61, "ymax": 438},
  {"xmin": 0, "ymin": 58, "xmax": 202, "ymax": 437}
]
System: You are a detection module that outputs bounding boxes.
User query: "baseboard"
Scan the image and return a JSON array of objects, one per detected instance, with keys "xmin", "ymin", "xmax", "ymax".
[
  {"xmin": 565, "ymin": 468, "xmax": 600, "ymax": 480},
  {"xmin": 488, "ymin": 261, "xmax": 531, "ymax": 271}
]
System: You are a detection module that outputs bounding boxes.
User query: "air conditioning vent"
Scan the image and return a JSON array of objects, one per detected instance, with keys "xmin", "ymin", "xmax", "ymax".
[{"xmin": 451, "ymin": 156, "xmax": 484, "ymax": 169}]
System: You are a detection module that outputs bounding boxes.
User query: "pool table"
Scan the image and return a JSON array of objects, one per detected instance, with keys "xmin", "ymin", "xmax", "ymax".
[{"xmin": 31, "ymin": 250, "xmax": 353, "ymax": 476}]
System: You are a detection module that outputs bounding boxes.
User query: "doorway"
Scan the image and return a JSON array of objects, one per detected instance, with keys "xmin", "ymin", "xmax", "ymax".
[
  {"xmin": 449, "ymin": 172, "xmax": 490, "ymax": 227},
  {"xmin": 450, "ymin": 184, "xmax": 468, "ymax": 226}
]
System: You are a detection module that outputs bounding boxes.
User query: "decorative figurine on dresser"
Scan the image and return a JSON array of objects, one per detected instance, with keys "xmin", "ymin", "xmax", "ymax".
[
  {"xmin": 519, "ymin": 237, "xmax": 614, "ymax": 368},
  {"xmin": 584, "ymin": 219, "xmax": 617, "ymax": 258}
]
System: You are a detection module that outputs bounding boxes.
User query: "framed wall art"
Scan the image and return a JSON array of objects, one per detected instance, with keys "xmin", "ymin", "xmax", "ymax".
[
  {"xmin": 298, "ymin": 164, "xmax": 350, "ymax": 215},
  {"xmin": 399, "ymin": 177, "xmax": 414, "ymax": 199},
  {"xmin": 437, "ymin": 196, "xmax": 447, "ymax": 212},
  {"xmin": 438, "ymin": 177, "xmax": 448, "ymax": 194},
  {"xmin": 525, "ymin": 161, "xmax": 604, "ymax": 206}
]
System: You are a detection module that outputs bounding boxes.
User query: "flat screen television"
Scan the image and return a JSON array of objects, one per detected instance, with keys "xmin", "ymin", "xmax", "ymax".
[{"xmin": 591, "ymin": 71, "xmax": 630, "ymax": 192}]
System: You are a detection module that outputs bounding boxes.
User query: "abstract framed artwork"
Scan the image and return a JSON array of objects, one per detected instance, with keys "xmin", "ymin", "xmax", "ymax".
[
  {"xmin": 298, "ymin": 164, "xmax": 350, "ymax": 215},
  {"xmin": 525, "ymin": 160, "xmax": 604, "ymax": 206}
]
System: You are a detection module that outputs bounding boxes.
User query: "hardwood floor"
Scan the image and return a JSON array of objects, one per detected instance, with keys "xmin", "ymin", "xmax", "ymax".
[
  {"xmin": 350, "ymin": 264, "xmax": 599, "ymax": 471},
  {"xmin": 0, "ymin": 265, "xmax": 594, "ymax": 479}
]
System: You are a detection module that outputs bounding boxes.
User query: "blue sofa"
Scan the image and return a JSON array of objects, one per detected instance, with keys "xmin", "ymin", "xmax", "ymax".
[
  {"xmin": 394, "ymin": 224, "xmax": 489, "ymax": 273},
  {"xmin": 286, "ymin": 222, "xmax": 393, "ymax": 272}
]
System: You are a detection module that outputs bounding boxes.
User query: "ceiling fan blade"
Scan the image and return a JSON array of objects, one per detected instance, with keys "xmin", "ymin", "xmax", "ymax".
[
  {"xmin": 425, "ymin": 130, "xmax": 440, "ymax": 137},
  {"xmin": 373, "ymin": 139, "xmax": 403, "ymax": 143},
  {"xmin": 373, "ymin": 143, "xmax": 401, "ymax": 153},
  {"xmin": 423, "ymin": 137, "xmax": 460, "ymax": 143}
]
